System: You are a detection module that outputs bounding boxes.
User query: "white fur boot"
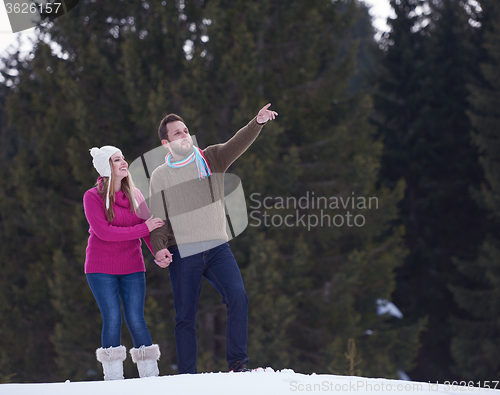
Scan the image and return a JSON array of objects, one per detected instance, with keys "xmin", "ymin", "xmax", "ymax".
[
  {"xmin": 96, "ymin": 345, "xmax": 127, "ymax": 381},
  {"xmin": 130, "ymin": 344, "xmax": 160, "ymax": 378}
]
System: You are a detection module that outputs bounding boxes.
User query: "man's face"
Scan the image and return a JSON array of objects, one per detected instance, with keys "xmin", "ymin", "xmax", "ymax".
[{"xmin": 162, "ymin": 120, "xmax": 194, "ymax": 157}]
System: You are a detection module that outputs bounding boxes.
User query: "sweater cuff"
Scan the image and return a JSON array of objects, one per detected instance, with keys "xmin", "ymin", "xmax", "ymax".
[
  {"xmin": 139, "ymin": 222, "xmax": 150, "ymax": 237},
  {"xmin": 151, "ymin": 237, "xmax": 167, "ymax": 255},
  {"xmin": 252, "ymin": 115, "xmax": 265, "ymax": 126}
]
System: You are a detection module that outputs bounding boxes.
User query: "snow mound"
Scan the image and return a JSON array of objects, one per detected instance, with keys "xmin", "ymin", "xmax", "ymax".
[{"xmin": 1, "ymin": 369, "xmax": 497, "ymax": 395}]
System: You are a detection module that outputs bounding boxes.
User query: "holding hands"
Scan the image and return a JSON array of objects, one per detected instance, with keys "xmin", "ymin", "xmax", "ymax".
[
  {"xmin": 256, "ymin": 103, "xmax": 278, "ymax": 124},
  {"xmin": 155, "ymin": 248, "xmax": 172, "ymax": 268},
  {"xmin": 145, "ymin": 216, "xmax": 171, "ymax": 268}
]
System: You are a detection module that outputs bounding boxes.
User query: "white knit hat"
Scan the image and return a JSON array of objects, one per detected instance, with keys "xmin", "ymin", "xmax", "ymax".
[{"xmin": 89, "ymin": 146, "xmax": 122, "ymax": 210}]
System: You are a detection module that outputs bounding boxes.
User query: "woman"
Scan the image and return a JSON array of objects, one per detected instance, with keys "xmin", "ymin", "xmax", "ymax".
[{"xmin": 84, "ymin": 145, "xmax": 164, "ymax": 380}]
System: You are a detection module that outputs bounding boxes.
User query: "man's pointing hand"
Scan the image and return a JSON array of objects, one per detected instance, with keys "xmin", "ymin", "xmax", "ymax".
[{"xmin": 256, "ymin": 103, "xmax": 278, "ymax": 124}]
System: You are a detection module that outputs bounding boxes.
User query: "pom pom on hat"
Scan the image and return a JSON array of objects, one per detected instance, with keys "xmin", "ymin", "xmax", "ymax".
[
  {"xmin": 89, "ymin": 145, "xmax": 121, "ymax": 178},
  {"xmin": 89, "ymin": 146, "xmax": 122, "ymax": 210}
]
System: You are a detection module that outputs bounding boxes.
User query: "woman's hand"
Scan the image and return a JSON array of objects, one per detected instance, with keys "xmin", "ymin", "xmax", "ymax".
[{"xmin": 145, "ymin": 216, "xmax": 165, "ymax": 232}]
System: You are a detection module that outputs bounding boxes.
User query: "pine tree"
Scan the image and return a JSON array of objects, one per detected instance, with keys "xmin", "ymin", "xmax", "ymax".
[
  {"xmin": 0, "ymin": 53, "xmax": 28, "ymax": 382},
  {"xmin": 0, "ymin": 43, "xmax": 76, "ymax": 382},
  {"xmin": 449, "ymin": 0, "xmax": 500, "ymax": 381},
  {"xmin": 374, "ymin": 0, "xmax": 487, "ymax": 381}
]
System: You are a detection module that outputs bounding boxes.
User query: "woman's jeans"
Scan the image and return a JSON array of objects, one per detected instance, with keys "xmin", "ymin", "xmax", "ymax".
[
  {"xmin": 168, "ymin": 242, "xmax": 249, "ymax": 374},
  {"xmin": 86, "ymin": 272, "xmax": 153, "ymax": 349}
]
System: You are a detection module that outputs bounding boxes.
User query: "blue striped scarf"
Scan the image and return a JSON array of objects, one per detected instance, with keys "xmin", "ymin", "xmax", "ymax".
[{"xmin": 165, "ymin": 147, "xmax": 212, "ymax": 180}]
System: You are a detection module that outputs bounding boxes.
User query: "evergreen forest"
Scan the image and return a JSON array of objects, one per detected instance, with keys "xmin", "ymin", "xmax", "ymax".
[{"xmin": 0, "ymin": 0, "xmax": 499, "ymax": 383}]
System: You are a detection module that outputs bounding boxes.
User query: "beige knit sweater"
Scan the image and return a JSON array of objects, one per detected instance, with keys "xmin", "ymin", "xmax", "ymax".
[{"xmin": 149, "ymin": 116, "xmax": 264, "ymax": 254}]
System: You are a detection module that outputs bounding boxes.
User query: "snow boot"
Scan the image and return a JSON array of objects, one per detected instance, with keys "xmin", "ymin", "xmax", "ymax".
[
  {"xmin": 130, "ymin": 344, "xmax": 160, "ymax": 378},
  {"xmin": 96, "ymin": 345, "xmax": 127, "ymax": 381}
]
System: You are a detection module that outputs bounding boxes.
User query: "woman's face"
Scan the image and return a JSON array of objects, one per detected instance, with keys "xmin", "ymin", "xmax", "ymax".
[{"xmin": 110, "ymin": 151, "xmax": 128, "ymax": 180}]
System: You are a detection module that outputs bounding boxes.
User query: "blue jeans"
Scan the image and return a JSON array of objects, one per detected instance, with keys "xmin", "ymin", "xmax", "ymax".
[
  {"xmin": 168, "ymin": 242, "xmax": 249, "ymax": 374},
  {"xmin": 86, "ymin": 272, "xmax": 153, "ymax": 349}
]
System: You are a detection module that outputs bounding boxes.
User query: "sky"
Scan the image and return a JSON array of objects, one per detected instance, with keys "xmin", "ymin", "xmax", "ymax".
[
  {"xmin": 0, "ymin": 0, "xmax": 38, "ymax": 60},
  {"xmin": 361, "ymin": 0, "xmax": 394, "ymax": 33},
  {"xmin": 0, "ymin": 0, "xmax": 394, "ymax": 60}
]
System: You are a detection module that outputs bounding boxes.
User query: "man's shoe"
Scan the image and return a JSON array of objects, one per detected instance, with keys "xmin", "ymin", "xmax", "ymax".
[{"xmin": 229, "ymin": 360, "xmax": 250, "ymax": 372}]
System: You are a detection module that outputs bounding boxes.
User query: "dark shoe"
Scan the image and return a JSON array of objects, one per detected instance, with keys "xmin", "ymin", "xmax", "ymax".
[{"xmin": 229, "ymin": 360, "xmax": 250, "ymax": 372}]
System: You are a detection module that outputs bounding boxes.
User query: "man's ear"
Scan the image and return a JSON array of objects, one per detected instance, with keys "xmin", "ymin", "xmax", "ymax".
[{"xmin": 161, "ymin": 139, "xmax": 170, "ymax": 148}]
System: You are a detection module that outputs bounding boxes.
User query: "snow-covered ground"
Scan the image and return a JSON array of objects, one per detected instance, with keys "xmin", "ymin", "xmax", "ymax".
[{"xmin": 2, "ymin": 368, "xmax": 498, "ymax": 395}]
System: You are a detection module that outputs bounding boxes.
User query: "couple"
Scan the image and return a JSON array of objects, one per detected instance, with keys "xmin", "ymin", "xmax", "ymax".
[{"xmin": 83, "ymin": 104, "xmax": 278, "ymax": 380}]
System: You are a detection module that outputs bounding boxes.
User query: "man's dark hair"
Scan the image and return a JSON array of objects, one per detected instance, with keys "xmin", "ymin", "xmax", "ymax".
[{"xmin": 158, "ymin": 114, "xmax": 185, "ymax": 141}]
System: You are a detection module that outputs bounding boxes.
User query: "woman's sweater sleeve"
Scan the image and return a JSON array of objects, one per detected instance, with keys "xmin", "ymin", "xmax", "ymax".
[{"xmin": 83, "ymin": 190, "xmax": 150, "ymax": 242}]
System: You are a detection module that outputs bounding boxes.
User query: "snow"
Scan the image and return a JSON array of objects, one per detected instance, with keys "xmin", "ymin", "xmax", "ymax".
[
  {"xmin": 1, "ymin": 368, "xmax": 498, "ymax": 395},
  {"xmin": 376, "ymin": 298, "xmax": 403, "ymax": 319}
]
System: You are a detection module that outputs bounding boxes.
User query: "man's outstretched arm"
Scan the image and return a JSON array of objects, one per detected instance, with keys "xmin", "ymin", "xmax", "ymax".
[{"xmin": 208, "ymin": 103, "xmax": 278, "ymax": 172}]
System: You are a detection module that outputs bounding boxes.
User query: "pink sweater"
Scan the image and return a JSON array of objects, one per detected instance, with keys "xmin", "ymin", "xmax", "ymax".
[{"xmin": 83, "ymin": 182, "xmax": 154, "ymax": 275}]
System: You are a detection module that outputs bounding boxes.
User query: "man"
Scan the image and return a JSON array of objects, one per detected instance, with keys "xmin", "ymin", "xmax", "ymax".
[{"xmin": 149, "ymin": 104, "xmax": 278, "ymax": 374}]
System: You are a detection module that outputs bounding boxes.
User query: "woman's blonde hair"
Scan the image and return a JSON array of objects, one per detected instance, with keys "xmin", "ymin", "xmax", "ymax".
[{"xmin": 96, "ymin": 158, "xmax": 140, "ymax": 222}]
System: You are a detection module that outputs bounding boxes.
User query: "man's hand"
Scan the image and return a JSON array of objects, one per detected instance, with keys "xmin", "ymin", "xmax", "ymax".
[
  {"xmin": 256, "ymin": 103, "xmax": 278, "ymax": 124},
  {"xmin": 154, "ymin": 248, "xmax": 173, "ymax": 268}
]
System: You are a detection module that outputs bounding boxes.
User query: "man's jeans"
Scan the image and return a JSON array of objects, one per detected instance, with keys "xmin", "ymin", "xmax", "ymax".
[
  {"xmin": 87, "ymin": 272, "xmax": 153, "ymax": 349},
  {"xmin": 168, "ymin": 242, "xmax": 249, "ymax": 374}
]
